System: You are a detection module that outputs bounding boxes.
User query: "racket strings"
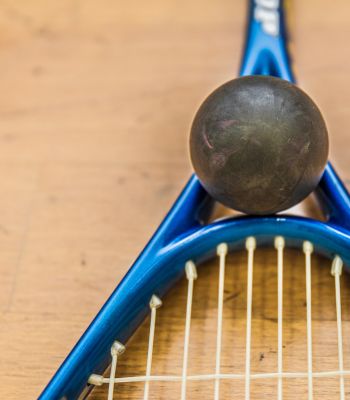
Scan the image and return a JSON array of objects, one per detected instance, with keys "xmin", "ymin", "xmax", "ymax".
[
  {"xmin": 304, "ymin": 241, "xmax": 314, "ymax": 399},
  {"xmin": 333, "ymin": 255, "xmax": 346, "ymax": 400},
  {"xmin": 275, "ymin": 236, "xmax": 284, "ymax": 400},
  {"xmin": 88, "ymin": 237, "xmax": 347, "ymax": 400}
]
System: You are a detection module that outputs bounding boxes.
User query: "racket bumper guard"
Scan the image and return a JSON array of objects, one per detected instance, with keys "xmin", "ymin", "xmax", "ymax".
[
  {"xmin": 111, "ymin": 341, "xmax": 125, "ymax": 357},
  {"xmin": 303, "ymin": 241, "xmax": 314, "ymax": 255},
  {"xmin": 185, "ymin": 261, "xmax": 198, "ymax": 280},
  {"xmin": 87, "ymin": 374, "xmax": 104, "ymax": 386},
  {"xmin": 274, "ymin": 236, "xmax": 285, "ymax": 250},
  {"xmin": 331, "ymin": 256, "xmax": 343, "ymax": 276},
  {"xmin": 149, "ymin": 295, "xmax": 162, "ymax": 309},
  {"xmin": 216, "ymin": 243, "xmax": 228, "ymax": 256},
  {"xmin": 246, "ymin": 236, "xmax": 257, "ymax": 251}
]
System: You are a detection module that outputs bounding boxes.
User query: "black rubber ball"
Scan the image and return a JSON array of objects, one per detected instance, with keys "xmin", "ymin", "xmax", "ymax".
[{"xmin": 190, "ymin": 75, "xmax": 329, "ymax": 215}]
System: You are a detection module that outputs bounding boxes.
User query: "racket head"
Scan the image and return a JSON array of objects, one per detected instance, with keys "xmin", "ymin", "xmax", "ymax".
[
  {"xmin": 89, "ymin": 239, "xmax": 349, "ymax": 400},
  {"xmin": 40, "ymin": 203, "xmax": 350, "ymax": 399}
]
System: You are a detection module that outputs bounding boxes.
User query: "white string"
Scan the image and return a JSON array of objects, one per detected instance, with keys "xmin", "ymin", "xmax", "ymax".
[
  {"xmin": 107, "ymin": 352, "xmax": 117, "ymax": 400},
  {"xmin": 144, "ymin": 295, "xmax": 162, "ymax": 400},
  {"xmin": 275, "ymin": 236, "xmax": 285, "ymax": 400},
  {"xmin": 107, "ymin": 341, "xmax": 125, "ymax": 400},
  {"xmin": 303, "ymin": 241, "xmax": 314, "ymax": 400},
  {"xmin": 331, "ymin": 256, "xmax": 345, "ymax": 400},
  {"xmin": 181, "ymin": 261, "xmax": 198, "ymax": 400},
  {"xmin": 245, "ymin": 237, "xmax": 256, "ymax": 400},
  {"xmin": 93, "ymin": 368, "xmax": 350, "ymax": 385},
  {"xmin": 214, "ymin": 243, "xmax": 228, "ymax": 400}
]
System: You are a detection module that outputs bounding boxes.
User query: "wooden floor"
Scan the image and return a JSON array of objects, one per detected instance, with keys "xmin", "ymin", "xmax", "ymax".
[{"xmin": 0, "ymin": 0, "xmax": 350, "ymax": 399}]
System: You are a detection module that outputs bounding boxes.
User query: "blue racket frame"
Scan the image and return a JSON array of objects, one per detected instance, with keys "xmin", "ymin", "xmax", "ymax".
[{"xmin": 40, "ymin": 1, "xmax": 350, "ymax": 399}]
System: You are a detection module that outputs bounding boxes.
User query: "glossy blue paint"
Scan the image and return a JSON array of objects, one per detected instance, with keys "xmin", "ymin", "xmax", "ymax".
[
  {"xmin": 40, "ymin": 0, "xmax": 350, "ymax": 399},
  {"xmin": 317, "ymin": 163, "xmax": 350, "ymax": 230},
  {"xmin": 239, "ymin": 0, "xmax": 294, "ymax": 81}
]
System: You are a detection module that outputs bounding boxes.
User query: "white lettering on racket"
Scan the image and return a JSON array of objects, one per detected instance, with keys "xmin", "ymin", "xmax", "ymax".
[{"xmin": 254, "ymin": 0, "xmax": 280, "ymax": 36}]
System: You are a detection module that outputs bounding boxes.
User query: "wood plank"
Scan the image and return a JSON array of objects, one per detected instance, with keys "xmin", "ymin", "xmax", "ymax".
[{"xmin": 0, "ymin": 0, "xmax": 349, "ymax": 398}]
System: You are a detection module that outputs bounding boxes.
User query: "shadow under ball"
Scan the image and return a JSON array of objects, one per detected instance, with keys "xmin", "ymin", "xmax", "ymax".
[{"xmin": 190, "ymin": 76, "xmax": 329, "ymax": 215}]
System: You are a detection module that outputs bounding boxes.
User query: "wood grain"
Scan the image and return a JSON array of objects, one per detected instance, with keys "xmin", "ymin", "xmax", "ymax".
[{"xmin": 0, "ymin": 0, "xmax": 349, "ymax": 399}]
